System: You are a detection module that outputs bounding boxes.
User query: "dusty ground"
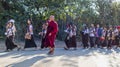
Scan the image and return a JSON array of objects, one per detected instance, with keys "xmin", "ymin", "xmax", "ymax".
[
  {"xmin": 0, "ymin": 40, "xmax": 120, "ymax": 67},
  {"xmin": 0, "ymin": 48, "xmax": 120, "ymax": 67}
]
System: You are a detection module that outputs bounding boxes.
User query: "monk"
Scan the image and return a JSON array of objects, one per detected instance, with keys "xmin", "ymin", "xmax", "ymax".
[{"xmin": 45, "ymin": 15, "xmax": 58, "ymax": 55}]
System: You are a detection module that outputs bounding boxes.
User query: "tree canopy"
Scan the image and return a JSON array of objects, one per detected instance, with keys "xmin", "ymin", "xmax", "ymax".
[{"xmin": 0, "ymin": 0, "xmax": 120, "ymax": 40}]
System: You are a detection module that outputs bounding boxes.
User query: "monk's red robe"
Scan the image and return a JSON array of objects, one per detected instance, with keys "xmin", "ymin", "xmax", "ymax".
[{"xmin": 45, "ymin": 21, "xmax": 58, "ymax": 48}]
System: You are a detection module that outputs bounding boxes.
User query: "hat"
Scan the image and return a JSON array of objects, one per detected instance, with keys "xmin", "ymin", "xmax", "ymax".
[{"xmin": 9, "ymin": 19, "xmax": 15, "ymax": 23}]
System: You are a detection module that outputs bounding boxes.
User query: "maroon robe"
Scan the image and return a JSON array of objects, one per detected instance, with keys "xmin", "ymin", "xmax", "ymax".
[{"xmin": 45, "ymin": 21, "xmax": 58, "ymax": 48}]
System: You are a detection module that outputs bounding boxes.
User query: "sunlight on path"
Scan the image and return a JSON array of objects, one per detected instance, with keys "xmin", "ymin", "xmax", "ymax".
[{"xmin": 0, "ymin": 48, "xmax": 120, "ymax": 67}]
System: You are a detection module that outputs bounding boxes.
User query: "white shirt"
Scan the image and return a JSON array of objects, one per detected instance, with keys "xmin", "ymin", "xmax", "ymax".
[
  {"xmin": 12, "ymin": 25, "xmax": 16, "ymax": 35},
  {"xmin": 29, "ymin": 25, "xmax": 33, "ymax": 35},
  {"xmin": 72, "ymin": 26, "xmax": 77, "ymax": 35},
  {"xmin": 6, "ymin": 28, "xmax": 13, "ymax": 37},
  {"xmin": 114, "ymin": 28, "xmax": 119, "ymax": 36},
  {"xmin": 89, "ymin": 27, "xmax": 95, "ymax": 37},
  {"xmin": 84, "ymin": 28, "xmax": 89, "ymax": 34}
]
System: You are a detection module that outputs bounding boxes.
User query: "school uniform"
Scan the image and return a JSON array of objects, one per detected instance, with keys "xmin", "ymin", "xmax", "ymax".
[
  {"xmin": 24, "ymin": 24, "xmax": 37, "ymax": 48},
  {"xmin": 95, "ymin": 27, "xmax": 103, "ymax": 48},
  {"xmin": 40, "ymin": 29, "xmax": 47, "ymax": 49},
  {"xmin": 82, "ymin": 27, "xmax": 89, "ymax": 48},
  {"xmin": 64, "ymin": 26, "xmax": 77, "ymax": 49},
  {"xmin": 101, "ymin": 29, "xmax": 108, "ymax": 47},
  {"xmin": 107, "ymin": 29, "xmax": 114, "ymax": 49},
  {"xmin": 89, "ymin": 27, "xmax": 96, "ymax": 48},
  {"xmin": 114, "ymin": 28, "xmax": 119, "ymax": 47},
  {"xmin": 5, "ymin": 27, "xmax": 17, "ymax": 51}
]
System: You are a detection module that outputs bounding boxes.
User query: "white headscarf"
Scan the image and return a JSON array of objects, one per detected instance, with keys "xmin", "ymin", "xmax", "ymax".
[{"xmin": 9, "ymin": 19, "xmax": 15, "ymax": 23}]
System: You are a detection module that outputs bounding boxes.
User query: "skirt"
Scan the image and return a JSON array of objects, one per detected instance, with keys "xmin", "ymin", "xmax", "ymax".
[
  {"xmin": 64, "ymin": 35, "xmax": 77, "ymax": 48},
  {"xmin": 41, "ymin": 37, "xmax": 47, "ymax": 49},
  {"xmin": 5, "ymin": 36, "xmax": 17, "ymax": 50},
  {"xmin": 24, "ymin": 35, "xmax": 37, "ymax": 48}
]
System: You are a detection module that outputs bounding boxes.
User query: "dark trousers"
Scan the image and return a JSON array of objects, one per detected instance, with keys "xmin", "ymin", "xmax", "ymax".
[
  {"xmin": 41, "ymin": 38, "xmax": 45, "ymax": 49},
  {"xmin": 115, "ymin": 36, "xmax": 120, "ymax": 47},
  {"xmin": 107, "ymin": 39, "xmax": 113, "ymax": 48},
  {"xmin": 90, "ymin": 37, "xmax": 95, "ymax": 48},
  {"xmin": 101, "ymin": 39, "xmax": 108, "ymax": 47},
  {"xmin": 41, "ymin": 37, "xmax": 47, "ymax": 49},
  {"xmin": 83, "ymin": 34, "xmax": 89, "ymax": 48},
  {"xmin": 95, "ymin": 37, "xmax": 101, "ymax": 48}
]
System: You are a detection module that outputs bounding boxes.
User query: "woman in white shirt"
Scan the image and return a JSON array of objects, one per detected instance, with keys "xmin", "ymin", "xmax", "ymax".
[
  {"xmin": 5, "ymin": 22, "xmax": 19, "ymax": 51},
  {"xmin": 24, "ymin": 19, "xmax": 37, "ymax": 49}
]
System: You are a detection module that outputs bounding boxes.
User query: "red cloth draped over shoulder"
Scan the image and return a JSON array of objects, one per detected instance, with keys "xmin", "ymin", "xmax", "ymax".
[
  {"xmin": 44, "ymin": 20, "xmax": 58, "ymax": 48},
  {"xmin": 117, "ymin": 26, "xmax": 120, "ymax": 29}
]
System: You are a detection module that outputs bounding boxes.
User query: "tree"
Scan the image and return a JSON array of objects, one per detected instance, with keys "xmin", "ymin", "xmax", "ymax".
[{"xmin": 0, "ymin": 0, "xmax": 120, "ymax": 41}]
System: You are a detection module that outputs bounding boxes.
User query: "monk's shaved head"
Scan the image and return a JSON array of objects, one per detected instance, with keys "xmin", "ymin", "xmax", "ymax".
[
  {"xmin": 50, "ymin": 15, "xmax": 54, "ymax": 18},
  {"xmin": 49, "ymin": 15, "xmax": 55, "ymax": 21}
]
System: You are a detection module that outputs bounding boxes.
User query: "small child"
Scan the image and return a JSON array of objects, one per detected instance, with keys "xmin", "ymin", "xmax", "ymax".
[{"xmin": 39, "ymin": 23, "xmax": 48, "ymax": 49}]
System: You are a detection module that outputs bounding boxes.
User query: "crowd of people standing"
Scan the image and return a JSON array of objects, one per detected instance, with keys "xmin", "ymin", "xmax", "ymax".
[{"xmin": 81, "ymin": 24, "xmax": 120, "ymax": 49}]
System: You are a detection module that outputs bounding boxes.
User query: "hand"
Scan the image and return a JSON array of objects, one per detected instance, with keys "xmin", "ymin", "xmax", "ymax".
[
  {"xmin": 38, "ymin": 32, "xmax": 41, "ymax": 35},
  {"xmin": 49, "ymin": 33, "xmax": 51, "ymax": 36},
  {"xmin": 39, "ymin": 32, "xmax": 43, "ymax": 35},
  {"xmin": 5, "ymin": 32, "xmax": 7, "ymax": 35}
]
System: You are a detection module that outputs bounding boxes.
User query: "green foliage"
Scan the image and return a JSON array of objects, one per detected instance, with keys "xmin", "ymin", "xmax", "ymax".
[{"xmin": 0, "ymin": 0, "xmax": 120, "ymax": 41}]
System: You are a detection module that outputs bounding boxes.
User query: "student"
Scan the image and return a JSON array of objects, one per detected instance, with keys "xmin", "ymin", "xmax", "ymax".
[
  {"xmin": 101, "ymin": 27, "xmax": 108, "ymax": 48},
  {"xmin": 9, "ymin": 19, "xmax": 16, "ymax": 40},
  {"xmin": 117, "ymin": 26, "xmax": 120, "ymax": 48},
  {"xmin": 71, "ymin": 24, "xmax": 77, "ymax": 49},
  {"xmin": 113, "ymin": 27, "xmax": 119, "ymax": 48},
  {"xmin": 95, "ymin": 24, "xmax": 103, "ymax": 48},
  {"xmin": 107, "ymin": 26, "xmax": 114, "ymax": 49},
  {"xmin": 39, "ymin": 23, "xmax": 48, "ymax": 49},
  {"xmin": 82, "ymin": 26, "xmax": 89, "ymax": 49},
  {"xmin": 89, "ymin": 24, "xmax": 96, "ymax": 48},
  {"xmin": 5, "ymin": 22, "xmax": 19, "ymax": 51},
  {"xmin": 24, "ymin": 19, "xmax": 37, "ymax": 50},
  {"xmin": 64, "ymin": 23, "xmax": 71, "ymax": 50},
  {"xmin": 64, "ymin": 23, "xmax": 77, "ymax": 50}
]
